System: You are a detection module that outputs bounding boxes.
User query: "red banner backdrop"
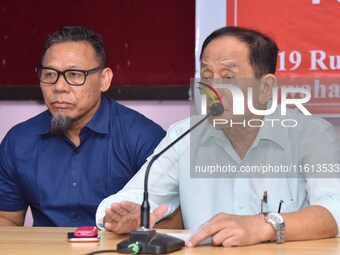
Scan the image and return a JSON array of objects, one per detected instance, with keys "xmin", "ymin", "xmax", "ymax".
[{"xmin": 225, "ymin": 0, "xmax": 340, "ymax": 116}]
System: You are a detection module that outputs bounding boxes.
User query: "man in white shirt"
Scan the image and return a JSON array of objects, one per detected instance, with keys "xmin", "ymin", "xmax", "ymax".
[{"xmin": 96, "ymin": 26, "xmax": 340, "ymax": 247}]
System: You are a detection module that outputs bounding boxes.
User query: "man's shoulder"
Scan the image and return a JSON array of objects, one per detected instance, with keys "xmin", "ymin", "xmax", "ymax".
[
  {"xmin": 5, "ymin": 110, "xmax": 50, "ymax": 138},
  {"xmin": 105, "ymin": 97, "xmax": 164, "ymax": 129},
  {"xmin": 279, "ymin": 108, "xmax": 338, "ymax": 150},
  {"xmin": 168, "ymin": 116, "xmax": 196, "ymax": 128},
  {"xmin": 285, "ymin": 107, "xmax": 334, "ymax": 130},
  {"xmin": 167, "ymin": 115, "xmax": 207, "ymax": 135}
]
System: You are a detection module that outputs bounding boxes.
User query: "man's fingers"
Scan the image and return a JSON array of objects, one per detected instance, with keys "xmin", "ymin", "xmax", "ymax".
[
  {"xmin": 153, "ymin": 204, "xmax": 168, "ymax": 219},
  {"xmin": 210, "ymin": 227, "xmax": 234, "ymax": 246},
  {"xmin": 187, "ymin": 221, "xmax": 224, "ymax": 247},
  {"xmin": 106, "ymin": 201, "xmax": 139, "ymax": 220},
  {"xmin": 104, "ymin": 202, "xmax": 139, "ymax": 226},
  {"xmin": 104, "ymin": 205, "xmax": 124, "ymax": 223},
  {"xmin": 120, "ymin": 201, "xmax": 141, "ymax": 214},
  {"xmin": 110, "ymin": 202, "xmax": 134, "ymax": 215},
  {"xmin": 104, "ymin": 220, "xmax": 116, "ymax": 231},
  {"xmin": 104, "ymin": 201, "xmax": 141, "ymax": 234},
  {"xmin": 105, "ymin": 202, "xmax": 169, "ymax": 234},
  {"xmin": 150, "ymin": 204, "xmax": 168, "ymax": 226}
]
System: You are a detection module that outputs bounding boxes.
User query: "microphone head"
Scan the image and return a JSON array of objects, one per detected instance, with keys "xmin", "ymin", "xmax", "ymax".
[{"xmin": 209, "ymin": 103, "xmax": 224, "ymax": 116}]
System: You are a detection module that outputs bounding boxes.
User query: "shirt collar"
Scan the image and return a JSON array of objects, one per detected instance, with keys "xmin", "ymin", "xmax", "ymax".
[
  {"xmin": 196, "ymin": 118, "xmax": 225, "ymax": 146},
  {"xmin": 253, "ymin": 108, "xmax": 288, "ymax": 149},
  {"xmin": 85, "ymin": 95, "xmax": 110, "ymax": 135},
  {"xmin": 40, "ymin": 111, "xmax": 53, "ymax": 135},
  {"xmin": 40, "ymin": 94, "xmax": 110, "ymax": 136}
]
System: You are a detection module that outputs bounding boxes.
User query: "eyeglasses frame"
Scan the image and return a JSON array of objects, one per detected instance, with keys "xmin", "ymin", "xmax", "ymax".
[{"xmin": 35, "ymin": 65, "xmax": 104, "ymax": 86}]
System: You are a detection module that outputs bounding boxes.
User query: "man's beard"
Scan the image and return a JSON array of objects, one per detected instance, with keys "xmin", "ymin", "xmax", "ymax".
[{"xmin": 50, "ymin": 114, "xmax": 74, "ymax": 135}]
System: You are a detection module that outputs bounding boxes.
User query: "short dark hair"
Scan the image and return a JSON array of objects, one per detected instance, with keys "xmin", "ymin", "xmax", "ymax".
[
  {"xmin": 41, "ymin": 26, "xmax": 105, "ymax": 66},
  {"xmin": 200, "ymin": 26, "xmax": 279, "ymax": 78}
]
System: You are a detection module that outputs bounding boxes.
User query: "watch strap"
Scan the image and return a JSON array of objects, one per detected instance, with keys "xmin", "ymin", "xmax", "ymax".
[{"xmin": 263, "ymin": 212, "xmax": 285, "ymax": 243}]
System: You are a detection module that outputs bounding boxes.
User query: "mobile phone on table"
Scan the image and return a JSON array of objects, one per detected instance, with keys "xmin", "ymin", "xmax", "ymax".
[
  {"xmin": 67, "ymin": 226, "xmax": 99, "ymax": 242},
  {"xmin": 67, "ymin": 232, "xmax": 100, "ymax": 242},
  {"xmin": 74, "ymin": 226, "xmax": 98, "ymax": 237}
]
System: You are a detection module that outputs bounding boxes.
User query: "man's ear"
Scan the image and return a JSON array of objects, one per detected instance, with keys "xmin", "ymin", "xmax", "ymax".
[
  {"xmin": 100, "ymin": 68, "xmax": 113, "ymax": 92},
  {"xmin": 258, "ymin": 74, "xmax": 277, "ymax": 104}
]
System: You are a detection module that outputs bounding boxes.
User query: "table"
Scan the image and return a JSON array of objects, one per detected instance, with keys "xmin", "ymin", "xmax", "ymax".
[{"xmin": 0, "ymin": 227, "xmax": 339, "ymax": 255}]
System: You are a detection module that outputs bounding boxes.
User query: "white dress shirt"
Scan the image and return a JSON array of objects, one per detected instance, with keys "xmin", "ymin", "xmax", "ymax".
[{"xmin": 96, "ymin": 107, "xmax": 340, "ymax": 233}]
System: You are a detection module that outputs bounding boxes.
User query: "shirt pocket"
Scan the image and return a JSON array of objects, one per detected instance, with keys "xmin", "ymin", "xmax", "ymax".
[{"xmin": 265, "ymin": 195, "xmax": 297, "ymax": 213}]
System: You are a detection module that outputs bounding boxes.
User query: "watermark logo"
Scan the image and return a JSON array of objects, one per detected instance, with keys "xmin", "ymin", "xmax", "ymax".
[
  {"xmin": 198, "ymin": 82, "xmax": 223, "ymax": 108},
  {"xmin": 198, "ymin": 80, "xmax": 312, "ymax": 128}
]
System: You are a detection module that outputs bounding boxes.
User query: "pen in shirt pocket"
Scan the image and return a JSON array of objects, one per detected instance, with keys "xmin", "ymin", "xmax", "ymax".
[
  {"xmin": 278, "ymin": 200, "xmax": 284, "ymax": 213},
  {"xmin": 260, "ymin": 191, "xmax": 284, "ymax": 213},
  {"xmin": 260, "ymin": 190, "xmax": 268, "ymax": 213}
]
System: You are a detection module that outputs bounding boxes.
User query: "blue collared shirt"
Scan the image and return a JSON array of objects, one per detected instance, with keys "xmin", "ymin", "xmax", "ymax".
[{"xmin": 0, "ymin": 95, "xmax": 165, "ymax": 226}]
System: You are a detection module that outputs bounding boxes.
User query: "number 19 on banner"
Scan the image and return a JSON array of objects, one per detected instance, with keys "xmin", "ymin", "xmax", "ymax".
[{"xmin": 278, "ymin": 51, "xmax": 302, "ymax": 71}]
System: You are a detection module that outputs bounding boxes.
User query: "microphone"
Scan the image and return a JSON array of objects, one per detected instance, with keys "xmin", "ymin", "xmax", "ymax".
[{"xmin": 117, "ymin": 103, "xmax": 224, "ymax": 254}]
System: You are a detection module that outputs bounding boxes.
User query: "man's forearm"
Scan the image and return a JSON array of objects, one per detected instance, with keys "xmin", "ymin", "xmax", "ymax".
[
  {"xmin": 0, "ymin": 217, "xmax": 20, "ymax": 226},
  {"xmin": 282, "ymin": 205, "xmax": 338, "ymax": 241},
  {"xmin": 0, "ymin": 210, "xmax": 26, "ymax": 226},
  {"xmin": 0, "ymin": 216, "xmax": 23, "ymax": 226}
]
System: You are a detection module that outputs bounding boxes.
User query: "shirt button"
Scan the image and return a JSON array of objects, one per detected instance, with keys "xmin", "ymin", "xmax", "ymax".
[
  {"xmin": 74, "ymin": 148, "xmax": 80, "ymax": 154},
  {"xmin": 239, "ymin": 204, "xmax": 244, "ymax": 209},
  {"xmin": 73, "ymin": 182, "xmax": 78, "ymax": 187},
  {"xmin": 73, "ymin": 212, "xmax": 78, "ymax": 218}
]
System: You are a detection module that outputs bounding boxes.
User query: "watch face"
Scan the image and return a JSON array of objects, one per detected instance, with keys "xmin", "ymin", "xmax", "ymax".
[{"xmin": 268, "ymin": 212, "xmax": 284, "ymax": 224}]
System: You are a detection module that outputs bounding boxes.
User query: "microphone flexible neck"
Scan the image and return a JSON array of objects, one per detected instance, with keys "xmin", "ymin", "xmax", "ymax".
[{"xmin": 141, "ymin": 111, "xmax": 215, "ymax": 228}]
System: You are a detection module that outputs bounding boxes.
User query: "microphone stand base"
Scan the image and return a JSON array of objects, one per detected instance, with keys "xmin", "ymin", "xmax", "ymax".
[{"xmin": 117, "ymin": 228, "xmax": 185, "ymax": 254}]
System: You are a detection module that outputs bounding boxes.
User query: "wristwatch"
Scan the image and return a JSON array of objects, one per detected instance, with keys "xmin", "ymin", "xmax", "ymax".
[{"xmin": 263, "ymin": 212, "xmax": 285, "ymax": 243}]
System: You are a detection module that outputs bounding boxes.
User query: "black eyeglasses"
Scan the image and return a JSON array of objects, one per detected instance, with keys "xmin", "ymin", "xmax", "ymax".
[{"xmin": 35, "ymin": 66, "xmax": 103, "ymax": 86}]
